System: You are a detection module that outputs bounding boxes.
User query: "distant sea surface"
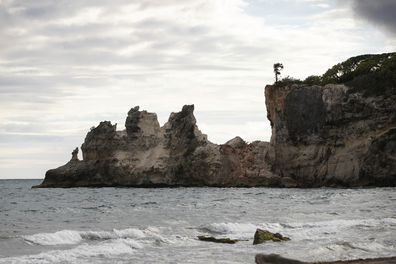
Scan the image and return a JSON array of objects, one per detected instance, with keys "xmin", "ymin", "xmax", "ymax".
[{"xmin": 1, "ymin": 179, "xmax": 395, "ymax": 263}]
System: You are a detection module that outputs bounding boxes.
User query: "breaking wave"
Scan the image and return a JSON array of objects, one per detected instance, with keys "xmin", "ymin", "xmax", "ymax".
[{"xmin": 23, "ymin": 228, "xmax": 145, "ymax": 246}]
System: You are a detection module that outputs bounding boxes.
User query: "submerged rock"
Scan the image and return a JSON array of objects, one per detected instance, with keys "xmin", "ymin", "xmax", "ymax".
[
  {"xmin": 253, "ymin": 229, "xmax": 290, "ymax": 244},
  {"xmin": 197, "ymin": 236, "xmax": 239, "ymax": 244}
]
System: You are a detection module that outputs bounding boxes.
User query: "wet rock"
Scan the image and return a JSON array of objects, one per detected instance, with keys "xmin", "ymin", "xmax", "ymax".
[
  {"xmin": 253, "ymin": 229, "xmax": 290, "ymax": 244},
  {"xmin": 255, "ymin": 254, "xmax": 306, "ymax": 264},
  {"xmin": 197, "ymin": 236, "xmax": 239, "ymax": 244}
]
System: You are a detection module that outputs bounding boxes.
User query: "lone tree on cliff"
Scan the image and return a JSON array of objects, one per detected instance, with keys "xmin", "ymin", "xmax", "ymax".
[{"xmin": 274, "ymin": 63, "xmax": 283, "ymax": 83}]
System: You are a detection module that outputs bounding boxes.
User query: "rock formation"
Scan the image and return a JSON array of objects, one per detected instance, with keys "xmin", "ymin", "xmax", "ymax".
[
  {"xmin": 34, "ymin": 105, "xmax": 276, "ymax": 188},
  {"xmin": 33, "ymin": 83, "xmax": 396, "ymax": 188},
  {"xmin": 265, "ymin": 84, "xmax": 396, "ymax": 187}
]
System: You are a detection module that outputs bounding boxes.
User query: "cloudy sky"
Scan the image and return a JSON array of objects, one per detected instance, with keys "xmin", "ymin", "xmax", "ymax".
[{"xmin": 1, "ymin": 0, "xmax": 395, "ymax": 179}]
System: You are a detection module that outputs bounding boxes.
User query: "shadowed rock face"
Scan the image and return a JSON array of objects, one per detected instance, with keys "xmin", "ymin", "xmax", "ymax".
[
  {"xmin": 284, "ymin": 88, "xmax": 325, "ymax": 141},
  {"xmin": 265, "ymin": 84, "xmax": 396, "ymax": 187},
  {"xmin": 34, "ymin": 83, "xmax": 396, "ymax": 188}
]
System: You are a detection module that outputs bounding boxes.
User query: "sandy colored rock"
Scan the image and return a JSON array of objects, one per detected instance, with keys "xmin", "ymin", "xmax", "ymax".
[{"xmin": 34, "ymin": 105, "xmax": 275, "ymax": 188}]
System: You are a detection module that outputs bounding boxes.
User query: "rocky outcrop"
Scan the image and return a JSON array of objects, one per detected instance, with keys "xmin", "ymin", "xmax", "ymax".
[
  {"xmin": 265, "ymin": 84, "xmax": 396, "ymax": 187},
  {"xmin": 34, "ymin": 105, "xmax": 276, "ymax": 188},
  {"xmin": 33, "ymin": 83, "xmax": 396, "ymax": 188}
]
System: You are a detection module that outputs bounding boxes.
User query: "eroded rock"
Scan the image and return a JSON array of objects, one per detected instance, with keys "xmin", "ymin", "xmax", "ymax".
[{"xmin": 33, "ymin": 105, "xmax": 275, "ymax": 188}]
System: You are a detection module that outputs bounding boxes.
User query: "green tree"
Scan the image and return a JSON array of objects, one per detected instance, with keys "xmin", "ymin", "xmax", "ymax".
[{"xmin": 273, "ymin": 63, "xmax": 283, "ymax": 83}]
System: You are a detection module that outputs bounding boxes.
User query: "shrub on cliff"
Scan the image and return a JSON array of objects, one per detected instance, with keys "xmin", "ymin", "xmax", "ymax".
[
  {"xmin": 322, "ymin": 52, "xmax": 396, "ymax": 96},
  {"xmin": 303, "ymin": 75, "xmax": 322, "ymax": 86},
  {"xmin": 273, "ymin": 53, "xmax": 396, "ymax": 96},
  {"xmin": 275, "ymin": 75, "xmax": 302, "ymax": 87}
]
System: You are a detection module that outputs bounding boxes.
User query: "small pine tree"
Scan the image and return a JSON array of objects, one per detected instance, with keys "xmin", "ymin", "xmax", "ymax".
[{"xmin": 273, "ymin": 63, "xmax": 284, "ymax": 83}]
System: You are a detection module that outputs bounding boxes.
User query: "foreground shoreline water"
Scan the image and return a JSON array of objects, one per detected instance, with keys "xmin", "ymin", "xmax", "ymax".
[{"xmin": 2, "ymin": 180, "xmax": 396, "ymax": 263}]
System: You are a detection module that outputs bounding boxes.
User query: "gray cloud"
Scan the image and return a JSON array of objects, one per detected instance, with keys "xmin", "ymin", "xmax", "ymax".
[
  {"xmin": 1, "ymin": 0, "xmax": 392, "ymax": 178},
  {"xmin": 348, "ymin": 0, "xmax": 396, "ymax": 37}
]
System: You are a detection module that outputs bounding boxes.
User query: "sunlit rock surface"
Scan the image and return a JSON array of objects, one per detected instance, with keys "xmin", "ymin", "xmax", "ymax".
[{"xmin": 34, "ymin": 105, "xmax": 275, "ymax": 188}]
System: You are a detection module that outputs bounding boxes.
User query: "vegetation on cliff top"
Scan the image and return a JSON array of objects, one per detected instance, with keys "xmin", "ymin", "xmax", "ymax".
[{"xmin": 274, "ymin": 52, "xmax": 396, "ymax": 97}]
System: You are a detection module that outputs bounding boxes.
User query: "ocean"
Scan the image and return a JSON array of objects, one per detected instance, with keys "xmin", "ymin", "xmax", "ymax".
[{"xmin": 0, "ymin": 179, "xmax": 395, "ymax": 263}]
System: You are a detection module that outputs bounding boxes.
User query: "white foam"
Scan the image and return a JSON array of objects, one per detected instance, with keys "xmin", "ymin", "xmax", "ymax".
[
  {"xmin": 285, "ymin": 218, "xmax": 396, "ymax": 230},
  {"xmin": 0, "ymin": 239, "xmax": 142, "ymax": 264},
  {"xmin": 277, "ymin": 217, "xmax": 396, "ymax": 243},
  {"xmin": 81, "ymin": 228, "xmax": 145, "ymax": 240},
  {"xmin": 350, "ymin": 242, "xmax": 389, "ymax": 252},
  {"xmin": 203, "ymin": 222, "xmax": 257, "ymax": 233},
  {"xmin": 23, "ymin": 228, "xmax": 145, "ymax": 246},
  {"xmin": 23, "ymin": 230, "xmax": 82, "ymax": 245}
]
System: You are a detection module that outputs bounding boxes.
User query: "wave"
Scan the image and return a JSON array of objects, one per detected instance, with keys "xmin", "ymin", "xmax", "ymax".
[
  {"xmin": 0, "ymin": 238, "xmax": 142, "ymax": 264},
  {"xmin": 202, "ymin": 222, "xmax": 257, "ymax": 234},
  {"xmin": 23, "ymin": 228, "xmax": 145, "ymax": 246},
  {"xmin": 283, "ymin": 217, "xmax": 396, "ymax": 230},
  {"xmin": 199, "ymin": 217, "xmax": 396, "ymax": 240}
]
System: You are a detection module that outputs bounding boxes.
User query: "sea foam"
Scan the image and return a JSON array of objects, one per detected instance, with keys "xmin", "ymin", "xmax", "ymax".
[
  {"xmin": 23, "ymin": 228, "xmax": 145, "ymax": 246},
  {"xmin": 0, "ymin": 239, "xmax": 142, "ymax": 264}
]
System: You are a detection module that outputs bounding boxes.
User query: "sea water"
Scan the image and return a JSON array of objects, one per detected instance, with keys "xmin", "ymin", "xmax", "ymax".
[{"xmin": 0, "ymin": 179, "xmax": 395, "ymax": 263}]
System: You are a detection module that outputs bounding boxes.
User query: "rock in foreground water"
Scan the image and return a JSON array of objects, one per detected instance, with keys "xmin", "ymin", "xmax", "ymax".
[{"xmin": 253, "ymin": 229, "xmax": 290, "ymax": 244}]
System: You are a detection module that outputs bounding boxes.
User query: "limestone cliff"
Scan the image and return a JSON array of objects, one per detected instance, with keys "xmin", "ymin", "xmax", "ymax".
[
  {"xmin": 265, "ymin": 84, "xmax": 396, "ymax": 187},
  {"xmin": 33, "ymin": 84, "xmax": 396, "ymax": 188},
  {"xmin": 34, "ymin": 105, "xmax": 275, "ymax": 188}
]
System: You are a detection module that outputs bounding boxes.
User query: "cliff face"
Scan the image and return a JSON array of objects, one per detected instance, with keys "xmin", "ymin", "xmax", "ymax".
[
  {"xmin": 265, "ymin": 84, "xmax": 396, "ymax": 187},
  {"xmin": 34, "ymin": 84, "xmax": 396, "ymax": 188}
]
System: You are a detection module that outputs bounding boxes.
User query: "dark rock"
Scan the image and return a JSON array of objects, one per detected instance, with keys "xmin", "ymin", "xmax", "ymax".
[
  {"xmin": 255, "ymin": 254, "xmax": 306, "ymax": 264},
  {"xmin": 71, "ymin": 147, "xmax": 79, "ymax": 161},
  {"xmin": 197, "ymin": 236, "xmax": 239, "ymax": 244},
  {"xmin": 265, "ymin": 84, "xmax": 396, "ymax": 187}
]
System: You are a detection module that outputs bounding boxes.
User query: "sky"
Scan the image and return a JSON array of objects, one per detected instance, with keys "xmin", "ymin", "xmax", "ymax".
[{"xmin": 1, "ymin": 0, "xmax": 395, "ymax": 179}]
